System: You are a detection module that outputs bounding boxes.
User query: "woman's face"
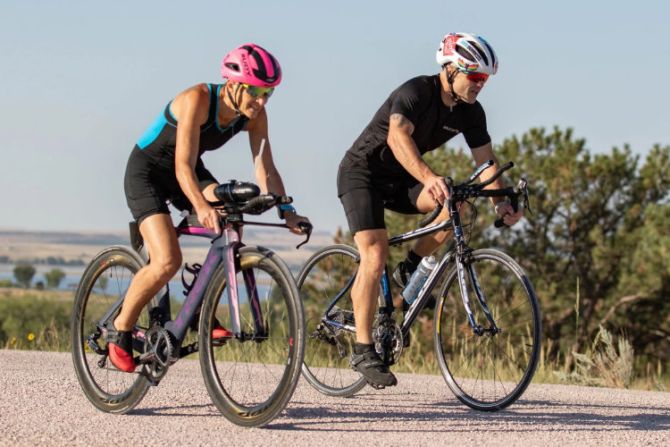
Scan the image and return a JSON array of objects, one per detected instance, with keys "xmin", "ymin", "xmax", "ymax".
[{"xmin": 237, "ymin": 84, "xmax": 274, "ymax": 119}]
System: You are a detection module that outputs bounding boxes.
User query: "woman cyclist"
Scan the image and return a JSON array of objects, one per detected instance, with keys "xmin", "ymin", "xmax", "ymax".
[{"xmin": 110, "ymin": 43, "xmax": 310, "ymax": 372}]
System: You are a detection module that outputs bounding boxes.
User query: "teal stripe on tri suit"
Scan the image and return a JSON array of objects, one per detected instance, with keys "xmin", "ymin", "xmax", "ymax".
[{"xmin": 137, "ymin": 112, "xmax": 168, "ymax": 150}]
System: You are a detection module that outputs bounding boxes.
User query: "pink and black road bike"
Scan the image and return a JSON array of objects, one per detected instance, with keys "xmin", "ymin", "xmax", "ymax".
[{"xmin": 71, "ymin": 181, "xmax": 311, "ymax": 427}]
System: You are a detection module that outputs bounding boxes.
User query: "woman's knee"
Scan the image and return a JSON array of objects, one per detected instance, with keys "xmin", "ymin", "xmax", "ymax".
[{"xmin": 149, "ymin": 252, "xmax": 182, "ymax": 281}]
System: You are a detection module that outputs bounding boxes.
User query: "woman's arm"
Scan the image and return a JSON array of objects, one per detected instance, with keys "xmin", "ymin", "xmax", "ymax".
[{"xmin": 173, "ymin": 84, "xmax": 221, "ymax": 233}]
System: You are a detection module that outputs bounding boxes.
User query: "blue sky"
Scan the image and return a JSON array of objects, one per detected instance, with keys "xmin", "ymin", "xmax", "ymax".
[{"xmin": 1, "ymin": 1, "xmax": 668, "ymax": 234}]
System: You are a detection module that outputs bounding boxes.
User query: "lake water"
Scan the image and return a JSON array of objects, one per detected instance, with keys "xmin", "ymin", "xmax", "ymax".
[
  {"xmin": 0, "ymin": 263, "xmax": 272, "ymax": 302},
  {"xmin": 0, "ymin": 263, "xmax": 189, "ymax": 297}
]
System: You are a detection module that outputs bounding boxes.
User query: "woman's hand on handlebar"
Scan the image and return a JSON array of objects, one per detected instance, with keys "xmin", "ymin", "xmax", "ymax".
[
  {"xmin": 494, "ymin": 200, "xmax": 523, "ymax": 226},
  {"xmin": 195, "ymin": 203, "xmax": 221, "ymax": 234},
  {"xmin": 284, "ymin": 212, "xmax": 311, "ymax": 235}
]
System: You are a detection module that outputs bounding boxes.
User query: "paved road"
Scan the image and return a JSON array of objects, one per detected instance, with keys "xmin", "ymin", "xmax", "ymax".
[{"xmin": 1, "ymin": 350, "xmax": 668, "ymax": 446}]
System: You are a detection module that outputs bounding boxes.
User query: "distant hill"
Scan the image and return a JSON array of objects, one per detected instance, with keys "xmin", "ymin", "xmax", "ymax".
[
  {"xmin": 0, "ymin": 230, "xmax": 129, "ymax": 246},
  {"xmin": 0, "ymin": 227, "xmax": 335, "ymax": 269}
]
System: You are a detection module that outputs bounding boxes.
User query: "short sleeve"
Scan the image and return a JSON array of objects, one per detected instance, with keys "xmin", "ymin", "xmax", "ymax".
[
  {"xmin": 463, "ymin": 102, "xmax": 491, "ymax": 148},
  {"xmin": 389, "ymin": 79, "xmax": 429, "ymax": 128}
]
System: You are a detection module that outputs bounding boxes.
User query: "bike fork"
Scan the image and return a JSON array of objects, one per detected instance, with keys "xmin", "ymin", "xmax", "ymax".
[
  {"xmin": 221, "ymin": 227, "xmax": 265, "ymax": 338},
  {"xmin": 456, "ymin": 255, "xmax": 499, "ymax": 335}
]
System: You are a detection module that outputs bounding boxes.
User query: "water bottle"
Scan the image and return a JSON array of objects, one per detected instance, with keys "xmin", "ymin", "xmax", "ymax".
[{"xmin": 401, "ymin": 256, "xmax": 437, "ymax": 305}]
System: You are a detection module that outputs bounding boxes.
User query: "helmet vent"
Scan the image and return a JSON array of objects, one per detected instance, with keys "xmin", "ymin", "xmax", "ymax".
[
  {"xmin": 469, "ymin": 42, "xmax": 489, "ymax": 65},
  {"xmin": 225, "ymin": 62, "xmax": 240, "ymax": 72},
  {"xmin": 456, "ymin": 46, "xmax": 477, "ymax": 62}
]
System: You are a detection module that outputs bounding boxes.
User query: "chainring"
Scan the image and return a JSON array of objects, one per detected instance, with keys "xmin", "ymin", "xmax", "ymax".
[
  {"xmin": 373, "ymin": 315, "xmax": 403, "ymax": 366},
  {"xmin": 141, "ymin": 326, "xmax": 174, "ymax": 382}
]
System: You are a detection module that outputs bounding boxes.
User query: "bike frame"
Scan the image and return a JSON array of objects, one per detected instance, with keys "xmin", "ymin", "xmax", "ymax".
[
  {"xmin": 97, "ymin": 218, "xmax": 266, "ymax": 357},
  {"xmin": 320, "ymin": 197, "xmax": 502, "ymax": 344}
]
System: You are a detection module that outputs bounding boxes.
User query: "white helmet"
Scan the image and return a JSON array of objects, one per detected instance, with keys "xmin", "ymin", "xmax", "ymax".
[{"xmin": 436, "ymin": 32, "xmax": 498, "ymax": 75}]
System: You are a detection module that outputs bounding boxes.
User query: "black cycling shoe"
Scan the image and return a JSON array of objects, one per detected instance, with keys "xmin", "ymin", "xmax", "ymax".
[{"xmin": 350, "ymin": 348, "xmax": 398, "ymax": 389}]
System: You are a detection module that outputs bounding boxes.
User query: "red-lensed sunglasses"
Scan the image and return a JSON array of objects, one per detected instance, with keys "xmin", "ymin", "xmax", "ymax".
[{"xmin": 465, "ymin": 73, "xmax": 489, "ymax": 83}]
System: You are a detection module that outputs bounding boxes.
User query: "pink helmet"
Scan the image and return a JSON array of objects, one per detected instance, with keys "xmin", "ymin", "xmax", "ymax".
[{"xmin": 221, "ymin": 43, "xmax": 282, "ymax": 87}]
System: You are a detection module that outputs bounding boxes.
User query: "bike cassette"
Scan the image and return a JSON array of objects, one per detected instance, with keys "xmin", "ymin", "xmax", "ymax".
[
  {"xmin": 373, "ymin": 316, "xmax": 403, "ymax": 366},
  {"xmin": 140, "ymin": 326, "xmax": 174, "ymax": 383},
  {"xmin": 311, "ymin": 323, "xmax": 347, "ymax": 359}
]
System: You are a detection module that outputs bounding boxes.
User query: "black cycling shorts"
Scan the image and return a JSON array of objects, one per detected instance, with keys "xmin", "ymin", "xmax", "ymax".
[
  {"xmin": 124, "ymin": 147, "xmax": 217, "ymax": 223},
  {"xmin": 337, "ymin": 161, "xmax": 423, "ymax": 235}
]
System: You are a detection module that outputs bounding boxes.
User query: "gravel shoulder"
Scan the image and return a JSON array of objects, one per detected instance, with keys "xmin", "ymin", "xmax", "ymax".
[{"xmin": 1, "ymin": 350, "xmax": 668, "ymax": 446}]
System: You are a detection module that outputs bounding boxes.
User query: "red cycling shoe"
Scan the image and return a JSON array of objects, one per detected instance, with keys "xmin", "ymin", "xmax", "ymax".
[
  {"xmin": 191, "ymin": 314, "xmax": 234, "ymax": 339},
  {"xmin": 212, "ymin": 322, "xmax": 234, "ymax": 339},
  {"xmin": 107, "ymin": 328, "xmax": 137, "ymax": 373}
]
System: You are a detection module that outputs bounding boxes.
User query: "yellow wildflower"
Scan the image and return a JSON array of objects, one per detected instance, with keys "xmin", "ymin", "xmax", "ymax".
[{"xmin": 27, "ymin": 332, "xmax": 35, "ymax": 342}]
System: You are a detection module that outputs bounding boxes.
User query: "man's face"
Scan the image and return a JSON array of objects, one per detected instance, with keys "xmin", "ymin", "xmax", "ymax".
[{"xmin": 453, "ymin": 71, "xmax": 489, "ymax": 103}]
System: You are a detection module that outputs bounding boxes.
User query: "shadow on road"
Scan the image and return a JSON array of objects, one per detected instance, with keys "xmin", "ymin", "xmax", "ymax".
[{"xmin": 267, "ymin": 396, "xmax": 670, "ymax": 432}]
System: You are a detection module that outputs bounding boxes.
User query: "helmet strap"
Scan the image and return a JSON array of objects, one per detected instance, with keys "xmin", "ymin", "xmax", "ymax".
[
  {"xmin": 225, "ymin": 83, "xmax": 243, "ymax": 115},
  {"xmin": 444, "ymin": 64, "xmax": 463, "ymax": 110},
  {"xmin": 445, "ymin": 66, "xmax": 462, "ymax": 109}
]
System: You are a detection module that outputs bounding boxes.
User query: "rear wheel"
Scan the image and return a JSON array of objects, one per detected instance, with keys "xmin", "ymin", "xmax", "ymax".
[
  {"xmin": 71, "ymin": 246, "xmax": 154, "ymax": 413},
  {"xmin": 297, "ymin": 244, "xmax": 367, "ymax": 397},
  {"xmin": 199, "ymin": 246, "xmax": 304, "ymax": 427},
  {"xmin": 434, "ymin": 248, "xmax": 541, "ymax": 411}
]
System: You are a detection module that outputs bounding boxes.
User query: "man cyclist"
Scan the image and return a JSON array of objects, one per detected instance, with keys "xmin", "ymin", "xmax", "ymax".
[
  {"xmin": 337, "ymin": 33, "xmax": 523, "ymax": 388},
  {"xmin": 110, "ymin": 43, "xmax": 310, "ymax": 373}
]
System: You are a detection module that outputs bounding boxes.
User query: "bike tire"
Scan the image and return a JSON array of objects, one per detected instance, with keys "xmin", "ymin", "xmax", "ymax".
[
  {"xmin": 199, "ymin": 246, "xmax": 305, "ymax": 427},
  {"xmin": 71, "ymin": 246, "xmax": 154, "ymax": 414},
  {"xmin": 297, "ymin": 244, "xmax": 366, "ymax": 397},
  {"xmin": 434, "ymin": 248, "xmax": 541, "ymax": 411}
]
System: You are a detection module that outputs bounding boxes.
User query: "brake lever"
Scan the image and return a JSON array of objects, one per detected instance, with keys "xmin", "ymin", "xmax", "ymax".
[
  {"xmin": 494, "ymin": 178, "xmax": 530, "ymax": 228},
  {"xmin": 519, "ymin": 178, "xmax": 532, "ymax": 215},
  {"xmin": 295, "ymin": 222, "xmax": 313, "ymax": 249}
]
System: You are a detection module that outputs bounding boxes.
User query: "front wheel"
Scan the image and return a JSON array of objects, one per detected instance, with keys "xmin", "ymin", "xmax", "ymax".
[
  {"xmin": 434, "ymin": 248, "xmax": 541, "ymax": 411},
  {"xmin": 199, "ymin": 246, "xmax": 305, "ymax": 427},
  {"xmin": 71, "ymin": 246, "xmax": 153, "ymax": 414},
  {"xmin": 297, "ymin": 244, "xmax": 367, "ymax": 397}
]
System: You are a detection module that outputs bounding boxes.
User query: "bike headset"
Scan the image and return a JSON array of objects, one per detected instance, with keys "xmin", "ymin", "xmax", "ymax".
[
  {"xmin": 435, "ymin": 32, "xmax": 499, "ymax": 105},
  {"xmin": 220, "ymin": 43, "xmax": 283, "ymax": 115}
]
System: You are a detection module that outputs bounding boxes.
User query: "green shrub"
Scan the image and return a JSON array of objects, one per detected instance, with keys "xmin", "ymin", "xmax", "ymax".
[{"xmin": 0, "ymin": 295, "xmax": 71, "ymax": 351}]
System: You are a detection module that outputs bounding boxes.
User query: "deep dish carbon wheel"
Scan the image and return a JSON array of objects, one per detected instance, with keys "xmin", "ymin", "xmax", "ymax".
[
  {"xmin": 297, "ymin": 244, "xmax": 367, "ymax": 397},
  {"xmin": 199, "ymin": 246, "xmax": 305, "ymax": 427},
  {"xmin": 434, "ymin": 248, "xmax": 541, "ymax": 411},
  {"xmin": 71, "ymin": 246, "xmax": 154, "ymax": 414}
]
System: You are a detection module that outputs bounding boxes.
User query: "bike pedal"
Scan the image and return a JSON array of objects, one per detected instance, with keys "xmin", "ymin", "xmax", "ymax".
[
  {"xmin": 140, "ymin": 369, "xmax": 162, "ymax": 386},
  {"xmin": 87, "ymin": 336, "xmax": 107, "ymax": 356}
]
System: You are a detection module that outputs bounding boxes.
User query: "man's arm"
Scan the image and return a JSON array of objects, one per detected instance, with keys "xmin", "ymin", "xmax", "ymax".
[{"xmin": 387, "ymin": 113, "xmax": 449, "ymax": 204}]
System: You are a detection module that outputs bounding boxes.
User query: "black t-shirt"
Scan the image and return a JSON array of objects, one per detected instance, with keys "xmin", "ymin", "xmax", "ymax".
[{"xmin": 341, "ymin": 74, "xmax": 491, "ymax": 178}]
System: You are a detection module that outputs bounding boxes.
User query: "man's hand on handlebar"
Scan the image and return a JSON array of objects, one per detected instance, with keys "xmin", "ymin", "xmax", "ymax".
[
  {"xmin": 425, "ymin": 174, "xmax": 450, "ymax": 205},
  {"xmin": 494, "ymin": 200, "xmax": 523, "ymax": 227}
]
